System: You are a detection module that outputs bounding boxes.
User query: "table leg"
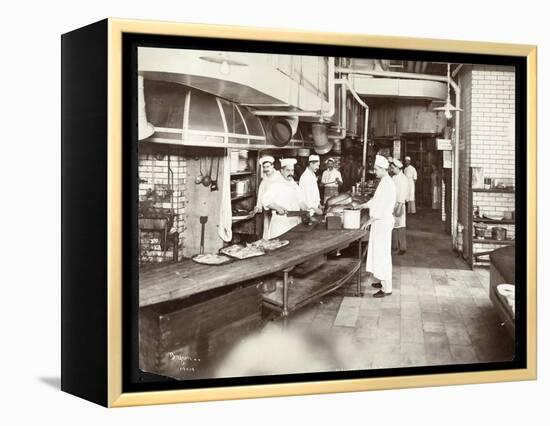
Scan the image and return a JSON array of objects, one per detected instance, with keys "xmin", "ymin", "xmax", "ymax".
[
  {"xmin": 282, "ymin": 267, "xmax": 292, "ymax": 329},
  {"xmin": 356, "ymin": 239, "xmax": 362, "ymax": 296}
]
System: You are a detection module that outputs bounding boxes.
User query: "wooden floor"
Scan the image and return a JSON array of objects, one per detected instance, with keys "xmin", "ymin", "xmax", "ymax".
[{"xmin": 211, "ymin": 208, "xmax": 515, "ymax": 377}]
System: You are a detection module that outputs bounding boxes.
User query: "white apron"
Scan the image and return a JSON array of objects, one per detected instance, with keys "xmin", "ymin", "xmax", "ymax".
[
  {"xmin": 404, "ymin": 165, "xmax": 417, "ymax": 202},
  {"xmin": 392, "ymin": 172, "xmax": 409, "ymax": 229},
  {"xmin": 299, "ymin": 167, "xmax": 321, "ymax": 210},
  {"xmin": 257, "ymin": 171, "xmax": 284, "ymax": 239},
  {"xmin": 263, "ymin": 178, "xmax": 304, "ymax": 239},
  {"xmin": 365, "ymin": 175, "xmax": 396, "ymax": 281}
]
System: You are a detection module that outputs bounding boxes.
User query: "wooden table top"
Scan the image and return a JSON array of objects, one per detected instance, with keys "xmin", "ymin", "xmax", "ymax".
[{"xmin": 139, "ymin": 225, "xmax": 368, "ymax": 308}]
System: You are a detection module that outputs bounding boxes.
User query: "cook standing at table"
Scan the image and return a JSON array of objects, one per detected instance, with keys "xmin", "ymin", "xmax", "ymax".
[
  {"xmin": 356, "ymin": 155, "xmax": 396, "ymax": 298},
  {"xmin": 299, "ymin": 154, "xmax": 323, "ymax": 215},
  {"xmin": 321, "ymin": 157, "xmax": 343, "ymax": 203},
  {"xmin": 404, "ymin": 155, "xmax": 418, "ymax": 214},
  {"xmin": 390, "ymin": 159, "xmax": 408, "ymax": 255},
  {"xmin": 253, "ymin": 155, "xmax": 284, "ymax": 239},
  {"xmin": 262, "ymin": 158, "xmax": 308, "ymax": 239}
]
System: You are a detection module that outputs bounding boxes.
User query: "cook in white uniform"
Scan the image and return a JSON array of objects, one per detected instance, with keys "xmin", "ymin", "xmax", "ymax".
[
  {"xmin": 321, "ymin": 157, "xmax": 343, "ymax": 203},
  {"xmin": 403, "ymin": 156, "xmax": 417, "ymax": 214},
  {"xmin": 262, "ymin": 158, "xmax": 307, "ymax": 239},
  {"xmin": 390, "ymin": 159, "xmax": 408, "ymax": 255},
  {"xmin": 253, "ymin": 155, "xmax": 284, "ymax": 239},
  {"xmin": 299, "ymin": 154, "xmax": 323, "ymax": 214},
  {"xmin": 356, "ymin": 155, "xmax": 396, "ymax": 298}
]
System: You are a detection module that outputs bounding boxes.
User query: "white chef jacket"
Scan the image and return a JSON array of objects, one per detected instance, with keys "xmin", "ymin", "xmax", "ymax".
[
  {"xmin": 392, "ymin": 172, "xmax": 409, "ymax": 229},
  {"xmin": 262, "ymin": 178, "xmax": 304, "ymax": 239},
  {"xmin": 321, "ymin": 168, "xmax": 342, "ymax": 187},
  {"xmin": 365, "ymin": 174, "xmax": 396, "ymax": 281},
  {"xmin": 404, "ymin": 165, "xmax": 417, "ymax": 202},
  {"xmin": 299, "ymin": 167, "xmax": 321, "ymax": 210},
  {"xmin": 256, "ymin": 171, "xmax": 284, "ymax": 239}
]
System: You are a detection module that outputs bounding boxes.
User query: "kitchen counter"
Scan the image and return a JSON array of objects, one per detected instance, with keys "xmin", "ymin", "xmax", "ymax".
[{"xmin": 140, "ymin": 223, "xmax": 368, "ymax": 308}]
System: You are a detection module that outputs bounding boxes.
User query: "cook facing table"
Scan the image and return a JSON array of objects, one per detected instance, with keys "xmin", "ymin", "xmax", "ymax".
[
  {"xmin": 262, "ymin": 158, "xmax": 309, "ymax": 239},
  {"xmin": 355, "ymin": 155, "xmax": 396, "ymax": 298}
]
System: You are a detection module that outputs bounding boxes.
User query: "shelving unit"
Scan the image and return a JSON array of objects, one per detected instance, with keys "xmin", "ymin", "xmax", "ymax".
[
  {"xmin": 467, "ymin": 168, "xmax": 515, "ymax": 267},
  {"xmin": 230, "ymin": 150, "xmax": 260, "ymax": 240}
]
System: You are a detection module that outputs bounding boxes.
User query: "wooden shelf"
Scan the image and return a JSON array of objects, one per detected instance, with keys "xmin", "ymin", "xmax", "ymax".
[
  {"xmin": 473, "ymin": 218, "xmax": 515, "ymax": 224},
  {"xmin": 230, "ymin": 170, "xmax": 255, "ymax": 177},
  {"xmin": 262, "ymin": 258, "xmax": 361, "ymax": 313},
  {"xmin": 473, "ymin": 239, "xmax": 515, "ymax": 245},
  {"xmin": 472, "ymin": 188, "xmax": 515, "ymax": 193},
  {"xmin": 231, "ymin": 192, "xmax": 255, "ymax": 201}
]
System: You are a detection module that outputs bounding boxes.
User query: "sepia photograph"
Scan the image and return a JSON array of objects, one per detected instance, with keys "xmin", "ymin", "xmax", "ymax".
[{"xmin": 136, "ymin": 47, "xmax": 519, "ymax": 382}]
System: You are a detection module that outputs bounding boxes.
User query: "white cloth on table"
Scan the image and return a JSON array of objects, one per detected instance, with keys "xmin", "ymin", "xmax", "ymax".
[
  {"xmin": 392, "ymin": 172, "xmax": 409, "ymax": 229},
  {"xmin": 299, "ymin": 167, "xmax": 321, "ymax": 210},
  {"xmin": 262, "ymin": 178, "xmax": 304, "ymax": 239},
  {"xmin": 404, "ymin": 164, "xmax": 417, "ymax": 202},
  {"xmin": 365, "ymin": 174, "xmax": 396, "ymax": 287},
  {"xmin": 256, "ymin": 170, "xmax": 284, "ymax": 239}
]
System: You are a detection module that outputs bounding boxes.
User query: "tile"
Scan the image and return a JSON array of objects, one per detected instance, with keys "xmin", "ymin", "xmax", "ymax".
[
  {"xmin": 450, "ymin": 344, "xmax": 478, "ymax": 364},
  {"xmin": 445, "ymin": 323, "xmax": 472, "ymax": 346},
  {"xmin": 401, "ymin": 318, "xmax": 425, "ymax": 343},
  {"xmin": 333, "ymin": 306, "xmax": 360, "ymax": 327},
  {"xmin": 423, "ymin": 320, "xmax": 446, "ymax": 333},
  {"xmin": 400, "ymin": 342, "xmax": 428, "ymax": 367},
  {"xmin": 378, "ymin": 314, "xmax": 402, "ymax": 330},
  {"xmin": 424, "ymin": 332, "xmax": 453, "ymax": 365},
  {"xmin": 340, "ymin": 296, "xmax": 363, "ymax": 309}
]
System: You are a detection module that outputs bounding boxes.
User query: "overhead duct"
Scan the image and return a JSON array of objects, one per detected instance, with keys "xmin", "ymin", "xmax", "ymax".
[
  {"xmin": 312, "ymin": 123, "xmax": 334, "ymax": 155},
  {"xmin": 264, "ymin": 116, "xmax": 299, "ymax": 147},
  {"xmin": 138, "ymin": 75, "xmax": 155, "ymax": 140}
]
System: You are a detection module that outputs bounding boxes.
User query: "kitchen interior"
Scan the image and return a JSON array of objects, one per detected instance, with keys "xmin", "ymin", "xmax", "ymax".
[{"xmin": 137, "ymin": 49, "xmax": 517, "ymax": 380}]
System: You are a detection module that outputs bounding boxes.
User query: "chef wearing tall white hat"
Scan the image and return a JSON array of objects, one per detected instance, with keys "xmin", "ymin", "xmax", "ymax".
[
  {"xmin": 298, "ymin": 154, "xmax": 323, "ymax": 214},
  {"xmin": 254, "ymin": 155, "xmax": 284, "ymax": 239},
  {"xmin": 356, "ymin": 155, "xmax": 396, "ymax": 297},
  {"xmin": 403, "ymin": 156, "xmax": 417, "ymax": 214},
  {"xmin": 262, "ymin": 158, "xmax": 307, "ymax": 238}
]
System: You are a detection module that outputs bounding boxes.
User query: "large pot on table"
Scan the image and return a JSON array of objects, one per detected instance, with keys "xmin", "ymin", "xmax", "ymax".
[{"xmin": 492, "ymin": 227, "xmax": 507, "ymax": 241}]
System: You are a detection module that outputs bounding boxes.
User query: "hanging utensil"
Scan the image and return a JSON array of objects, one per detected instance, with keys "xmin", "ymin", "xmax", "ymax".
[
  {"xmin": 199, "ymin": 216, "xmax": 208, "ymax": 254},
  {"xmin": 195, "ymin": 157, "xmax": 204, "ymax": 184},
  {"xmin": 202, "ymin": 156, "xmax": 213, "ymax": 187},
  {"xmin": 210, "ymin": 156, "xmax": 221, "ymax": 191}
]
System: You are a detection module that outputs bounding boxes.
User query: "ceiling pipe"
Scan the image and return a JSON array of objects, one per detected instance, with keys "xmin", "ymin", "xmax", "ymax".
[
  {"xmin": 328, "ymin": 83, "xmax": 347, "ymax": 140},
  {"xmin": 452, "ymin": 64, "xmax": 464, "ymax": 78},
  {"xmin": 335, "ymin": 78, "xmax": 369, "ymax": 184}
]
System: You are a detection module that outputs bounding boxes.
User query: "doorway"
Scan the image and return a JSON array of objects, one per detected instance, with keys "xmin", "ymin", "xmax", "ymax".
[{"xmin": 402, "ymin": 135, "xmax": 442, "ymax": 209}]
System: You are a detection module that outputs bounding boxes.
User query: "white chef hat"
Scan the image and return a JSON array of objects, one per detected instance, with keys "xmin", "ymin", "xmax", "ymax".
[
  {"xmin": 325, "ymin": 157, "xmax": 334, "ymax": 163},
  {"xmin": 259, "ymin": 155, "xmax": 275, "ymax": 165},
  {"xmin": 280, "ymin": 158, "xmax": 297, "ymax": 168},
  {"xmin": 374, "ymin": 154, "xmax": 389, "ymax": 169},
  {"xmin": 392, "ymin": 158, "xmax": 403, "ymax": 168},
  {"xmin": 308, "ymin": 154, "xmax": 320, "ymax": 163},
  {"xmin": 404, "ymin": 156, "xmax": 411, "ymax": 161}
]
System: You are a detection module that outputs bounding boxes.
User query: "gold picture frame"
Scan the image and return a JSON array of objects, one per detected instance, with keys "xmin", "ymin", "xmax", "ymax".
[{"xmin": 61, "ymin": 17, "xmax": 537, "ymax": 407}]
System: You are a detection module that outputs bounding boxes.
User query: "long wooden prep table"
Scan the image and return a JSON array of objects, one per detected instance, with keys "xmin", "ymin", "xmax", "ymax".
[
  {"xmin": 139, "ymin": 223, "xmax": 368, "ymax": 378},
  {"xmin": 140, "ymin": 225, "xmax": 369, "ymax": 308}
]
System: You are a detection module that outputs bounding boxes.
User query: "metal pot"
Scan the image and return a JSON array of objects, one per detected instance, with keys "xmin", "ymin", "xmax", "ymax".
[
  {"xmin": 491, "ymin": 227, "xmax": 507, "ymax": 241},
  {"xmin": 474, "ymin": 223, "xmax": 487, "ymax": 239}
]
